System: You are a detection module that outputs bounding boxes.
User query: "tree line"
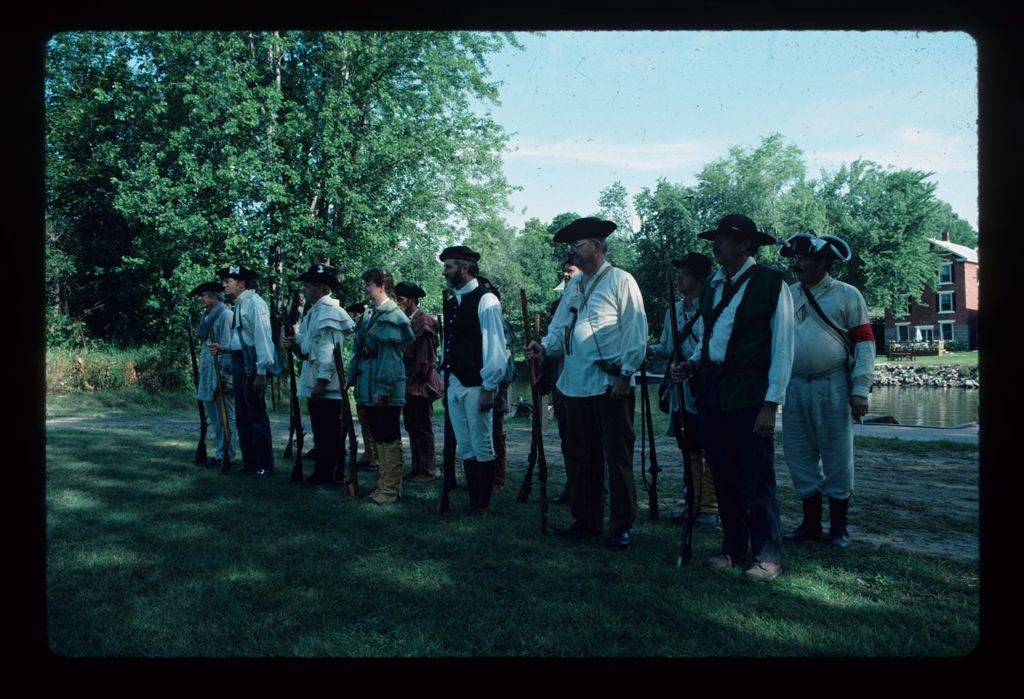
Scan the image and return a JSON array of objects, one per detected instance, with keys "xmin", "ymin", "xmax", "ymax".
[{"xmin": 46, "ymin": 31, "xmax": 977, "ymax": 356}]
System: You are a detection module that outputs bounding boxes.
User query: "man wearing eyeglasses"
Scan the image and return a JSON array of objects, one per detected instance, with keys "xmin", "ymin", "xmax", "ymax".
[
  {"xmin": 778, "ymin": 233, "xmax": 875, "ymax": 550},
  {"xmin": 524, "ymin": 217, "xmax": 648, "ymax": 550}
]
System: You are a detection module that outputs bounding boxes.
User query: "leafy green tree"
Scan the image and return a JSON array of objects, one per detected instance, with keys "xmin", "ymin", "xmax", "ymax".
[
  {"xmin": 629, "ymin": 179, "xmax": 703, "ymax": 338},
  {"xmin": 929, "ymin": 200, "xmax": 978, "ymax": 248},
  {"xmin": 45, "ymin": 30, "xmax": 520, "ymax": 350},
  {"xmin": 692, "ymin": 132, "xmax": 808, "ymax": 265},
  {"xmin": 817, "ymin": 160, "xmax": 944, "ymax": 314}
]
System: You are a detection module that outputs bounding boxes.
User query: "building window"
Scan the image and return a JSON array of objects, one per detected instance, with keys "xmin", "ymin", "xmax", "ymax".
[
  {"xmin": 915, "ymin": 326, "xmax": 935, "ymax": 343},
  {"xmin": 939, "ymin": 321, "xmax": 955, "ymax": 342},
  {"xmin": 938, "ymin": 262, "xmax": 953, "ymax": 285},
  {"xmin": 938, "ymin": 291, "xmax": 955, "ymax": 313},
  {"xmin": 896, "ymin": 323, "xmax": 911, "ymax": 342}
]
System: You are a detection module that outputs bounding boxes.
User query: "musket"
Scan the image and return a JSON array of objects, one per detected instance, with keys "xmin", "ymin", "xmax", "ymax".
[
  {"xmin": 516, "ymin": 289, "xmax": 548, "ymax": 533},
  {"xmin": 282, "ymin": 292, "xmax": 305, "ymax": 483},
  {"xmin": 669, "ymin": 276, "xmax": 697, "ymax": 567},
  {"xmin": 185, "ymin": 318, "xmax": 208, "ymax": 465},
  {"xmin": 638, "ymin": 362, "xmax": 661, "ymax": 521},
  {"xmin": 437, "ymin": 292, "xmax": 457, "ymax": 514},
  {"xmin": 333, "ymin": 341, "xmax": 359, "ymax": 494},
  {"xmin": 208, "ymin": 326, "xmax": 233, "ymax": 473}
]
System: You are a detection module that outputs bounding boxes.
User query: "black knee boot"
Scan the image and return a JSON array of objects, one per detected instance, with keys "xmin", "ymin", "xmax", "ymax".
[
  {"xmin": 828, "ymin": 496, "xmax": 851, "ymax": 548},
  {"xmin": 477, "ymin": 459, "xmax": 497, "ymax": 511},
  {"xmin": 462, "ymin": 459, "xmax": 480, "ymax": 514},
  {"xmin": 784, "ymin": 492, "xmax": 823, "ymax": 542}
]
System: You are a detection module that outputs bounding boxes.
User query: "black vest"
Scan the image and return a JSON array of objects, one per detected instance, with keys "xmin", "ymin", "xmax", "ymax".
[
  {"xmin": 443, "ymin": 284, "xmax": 489, "ymax": 387},
  {"xmin": 696, "ymin": 264, "xmax": 785, "ymax": 411}
]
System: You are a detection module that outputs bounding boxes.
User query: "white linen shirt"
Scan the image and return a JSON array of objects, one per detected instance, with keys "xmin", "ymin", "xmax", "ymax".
[
  {"xmin": 541, "ymin": 261, "xmax": 649, "ymax": 398},
  {"xmin": 226, "ymin": 289, "xmax": 277, "ymax": 376},
  {"xmin": 686, "ymin": 257, "xmax": 794, "ymax": 406},
  {"xmin": 293, "ymin": 295, "xmax": 355, "ymax": 399}
]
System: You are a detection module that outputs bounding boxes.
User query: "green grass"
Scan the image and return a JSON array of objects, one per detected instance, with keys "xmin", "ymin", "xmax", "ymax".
[
  {"xmin": 46, "ymin": 386, "xmax": 199, "ymax": 417},
  {"xmin": 876, "ymin": 350, "xmax": 978, "ymax": 367},
  {"xmin": 852, "ymin": 436, "xmax": 978, "ymax": 457},
  {"xmin": 46, "ymin": 397, "xmax": 979, "ymax": 657}
]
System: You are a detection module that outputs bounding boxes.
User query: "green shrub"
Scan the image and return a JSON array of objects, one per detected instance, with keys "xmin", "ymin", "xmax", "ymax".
[
  {"xmin": 46, "ymin": 307, "xmax": 88, "ymax": 350},
  {"xmin": 46, "ymin": 342, "xmax": 192, "ymax": 393},
  {"xmin": 944, "ymin": 341, "xmax": 965, "ymax": 352},
  {"xmin": 133, "ymin": 344, "xmax": 192, "ymax": 392}
]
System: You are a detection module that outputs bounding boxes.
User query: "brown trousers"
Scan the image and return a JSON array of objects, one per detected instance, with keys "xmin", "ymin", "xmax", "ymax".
[
  {"xmin": 563, "ymin": 389, "xmax": 638, "ymax": 536},
  {"xmin": 403, "ymin": 396, "xmax": 437, "ymax": 477}
]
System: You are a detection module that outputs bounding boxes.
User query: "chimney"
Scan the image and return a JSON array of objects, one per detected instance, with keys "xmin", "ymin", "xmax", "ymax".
[{"xmin": 941, "ymin": 230, "xmax": 950, "ymax": 242}]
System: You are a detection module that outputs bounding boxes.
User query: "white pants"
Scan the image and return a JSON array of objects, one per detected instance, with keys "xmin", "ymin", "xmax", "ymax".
[
  {"xmin": 782, "ymin": 368, "xmax": 854, "ymax": 500},
  {"xmin": 447, "ymin": 375, "xmax": 496, "ymax": 462},
  {"xmin": 204, "ymin": 393, "xmax": 237, "ymax": 462}
]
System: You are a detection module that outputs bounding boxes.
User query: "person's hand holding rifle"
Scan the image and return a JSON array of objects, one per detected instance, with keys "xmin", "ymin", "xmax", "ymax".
[
  {"xmin": 209, "ymin": 327, "xmax": 233, "ymax": 473},
  {"xmin": 668, "ymin": 276, "xmax": 697, "ymax": 568}
]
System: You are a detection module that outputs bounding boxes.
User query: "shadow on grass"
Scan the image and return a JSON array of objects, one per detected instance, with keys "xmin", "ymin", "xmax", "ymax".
[{"xmin": 45, "ymin": 421, "xmax": 978, "ymax": 657}]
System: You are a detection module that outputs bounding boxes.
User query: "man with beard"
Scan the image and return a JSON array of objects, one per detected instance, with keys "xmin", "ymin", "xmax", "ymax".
[
  {"xmin": 524, "ymin": 217, "xmax": 648, "ymax": 550},
  {"xmin": 672, "ymin": 214, "xmax": 793, "ymax": 581},
  {"xmin": 439, "ymin": 246, "xmax": 508, "ymax": 515},
  {"xmin": 779, "ymin": 233, "xmax": 874, "ymax": 549}
]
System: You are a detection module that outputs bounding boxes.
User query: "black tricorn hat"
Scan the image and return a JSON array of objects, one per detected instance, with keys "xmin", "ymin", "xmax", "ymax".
[
  {"xmin": 553, "ymin": 217, "xmax": 617, "ymax": 243},
  {"xmin": 697, "ymin": 214, "xmax": 776, "ymax": 246},
  {"xmin": 395, "ymin": 281, "xmax": 426, "ymax": 299},
  {"xmin": 439, "ymin": 245, "xmax": 481, "ymax": 262},
  {"xmin": 670, "ymin": 252, "xmax": 713, "ymax": 279},
  {"xmin": 779, "ymin": 233, "xmax": 852, "ymax": 262},
  {"xmin": 294, "ymin": 263, "xmax": 340, "ymax": 288},
  {"xmin": 190, "ymin": 281, "xmax": 224, "ymax": 296},
  {"xmin": 346, "ymin": 301, "xmax": 367, "ymax": 315},
  {"xmin": 216, "ymin": 264, "xmax": 259, "ymax": 281}
]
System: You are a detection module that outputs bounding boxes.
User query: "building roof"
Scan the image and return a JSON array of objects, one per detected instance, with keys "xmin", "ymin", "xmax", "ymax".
[{"xmin": 928, "ymin": 238, "xmax": 978, "ymax": 263}]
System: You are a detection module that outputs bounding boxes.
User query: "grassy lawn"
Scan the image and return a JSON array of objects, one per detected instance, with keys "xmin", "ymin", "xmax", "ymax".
[
  {"xmin": 875, "ymin": 350, "xmax": 978, "ymax": 367},
  {"xmin": 45, "ymin": 392, "xmax": 979, "ymax": 657}
]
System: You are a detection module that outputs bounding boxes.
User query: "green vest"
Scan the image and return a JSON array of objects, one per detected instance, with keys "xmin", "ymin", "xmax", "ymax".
[{"xmin": 696, "ymin": 264, "xmax": 784, "ymax": 412}]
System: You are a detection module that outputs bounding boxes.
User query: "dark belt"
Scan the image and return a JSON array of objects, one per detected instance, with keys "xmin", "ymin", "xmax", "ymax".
[
  {"xmin": 700, "ymin": 360, "xmax": 767, "ymax": 378},
  {"xmin": 230, "ymin": 350, "xmax": 245, "ymax": 358}
]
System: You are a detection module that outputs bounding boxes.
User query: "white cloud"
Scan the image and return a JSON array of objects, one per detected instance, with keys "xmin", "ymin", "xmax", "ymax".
[
  {"xmin": 506, "ymin": 137, "xmax": 722, "ymax": 172},
  {"xmin": 806, "ymin": 132, "xmax": 977, "ymax": 177}
]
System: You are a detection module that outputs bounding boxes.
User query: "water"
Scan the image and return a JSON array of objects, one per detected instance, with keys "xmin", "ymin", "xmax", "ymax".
[
  {"xmin": 507, "ymin": 379, "xmax": 979, "ymax": 429},
  {"xmin": 863, "ymin": 384, "xmax": 978, "ymax": 428}
]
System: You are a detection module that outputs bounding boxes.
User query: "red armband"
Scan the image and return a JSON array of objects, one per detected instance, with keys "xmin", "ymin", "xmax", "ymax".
[{"xmin": 849, "ymin": 323, "xmax": 875, "ymax": 344}]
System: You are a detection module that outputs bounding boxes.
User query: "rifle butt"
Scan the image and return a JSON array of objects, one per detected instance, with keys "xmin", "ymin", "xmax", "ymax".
[
  {"xmin": 649, "ymin": 488, "xmax": 660, "ymax": 522},
  {"xmin": 290, "ymin": 457, "xmax": 304, "ymax": 484},
  {"xmin": 675, "ymin": 513, "xmax": 694, "ymax": 568}
]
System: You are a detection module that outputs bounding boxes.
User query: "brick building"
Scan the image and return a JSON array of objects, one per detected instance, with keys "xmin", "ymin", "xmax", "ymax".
[{"xmin": 883, "ymin": 232, "xmax": 979, "ymax": 350}]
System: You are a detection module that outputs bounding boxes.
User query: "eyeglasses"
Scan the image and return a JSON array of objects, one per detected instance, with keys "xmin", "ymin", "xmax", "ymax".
[{"xmin": 568, "ymin": 240, "xmax": 593, "ymax": 250}]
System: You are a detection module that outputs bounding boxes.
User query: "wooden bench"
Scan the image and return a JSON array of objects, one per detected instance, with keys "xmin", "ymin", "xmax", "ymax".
[{"xmin": 887, "ymin": 342, "xmax": 916, "ymax": 361}]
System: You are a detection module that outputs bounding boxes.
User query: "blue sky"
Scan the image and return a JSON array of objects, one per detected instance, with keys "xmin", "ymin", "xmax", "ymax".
[{"xmin": 479, "ymin": 30, "xmax": 978, "ymax": 232}]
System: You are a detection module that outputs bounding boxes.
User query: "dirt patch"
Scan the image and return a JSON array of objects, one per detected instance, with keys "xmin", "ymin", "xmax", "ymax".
[{"xmin": 46, "ymin": 412, "xmax": 978, "ymax": 562}]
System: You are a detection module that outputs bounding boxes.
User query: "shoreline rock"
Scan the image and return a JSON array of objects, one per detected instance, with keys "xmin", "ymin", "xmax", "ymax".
[{"xmin": 872, "ymin": 364, "xmax": 979, "ymax": 389}]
